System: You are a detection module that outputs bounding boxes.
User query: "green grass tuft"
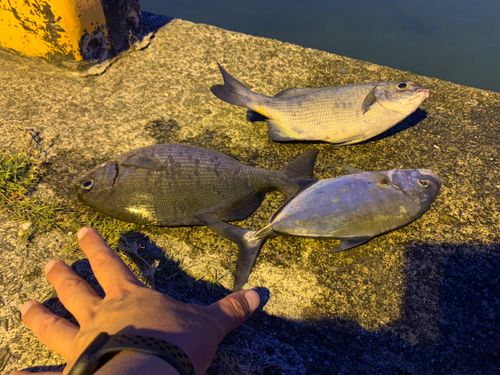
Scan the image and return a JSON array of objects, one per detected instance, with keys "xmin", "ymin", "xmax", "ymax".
[
  {"xmin": 0, "ymin": 147, "xmax": 137, "ymax": 246},
  {"xmin": 0, "ymin": 150, "xmax": 63, "ymax": 238}
]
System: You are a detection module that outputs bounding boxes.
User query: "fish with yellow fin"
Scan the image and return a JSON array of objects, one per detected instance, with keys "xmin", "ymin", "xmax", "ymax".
[{"xmin": 211, "ymin": 64, "xmax": 429, "ymax": 145}]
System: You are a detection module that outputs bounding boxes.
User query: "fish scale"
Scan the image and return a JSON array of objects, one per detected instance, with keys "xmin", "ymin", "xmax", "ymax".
[{"xmin": 75, "ymin": 144, "xmax": 318, "ymax": 226}]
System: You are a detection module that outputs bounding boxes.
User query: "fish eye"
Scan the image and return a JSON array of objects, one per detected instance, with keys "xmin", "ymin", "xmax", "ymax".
[
  {"xmin": 397, "ymin": 82, "xmax": 408, "ymax": 90},
  {"xmin": 81, "ymin": 179, "xmax": 94, "ymax": 190},
  {"xmin": 417, "ymin": 179, "xmax": 429, "ymax": 188}
]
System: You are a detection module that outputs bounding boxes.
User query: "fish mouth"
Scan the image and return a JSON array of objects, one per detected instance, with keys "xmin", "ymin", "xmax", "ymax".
[{"xmin": 416, "ymin": 88, "xmax": 430, "ymax": 99}]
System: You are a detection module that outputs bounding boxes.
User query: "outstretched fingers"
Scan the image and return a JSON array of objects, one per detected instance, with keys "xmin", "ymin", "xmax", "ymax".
[
  {"xmin": 77, "ymin": 228, "xmax": 145, "ymax": 296},
  {"xmin": 44, "ymin": 259, "xmax": 101, "ymax": 324},
  {"xmin": 21, "ymin": 300, "xmax": 78, "ymax": 359}
]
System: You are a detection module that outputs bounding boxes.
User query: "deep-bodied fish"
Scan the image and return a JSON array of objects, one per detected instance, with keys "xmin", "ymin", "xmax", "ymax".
[
  {"xmin": 74, "ymin": 144, "xmax": 318, "ymax": 226},
  {"xmin": 210, "ymin": 64, "xmax": 429, "ymax": 144},
  {"xmin": 200, "ymin": 167, "xmax": 441, "ymax": 290}
]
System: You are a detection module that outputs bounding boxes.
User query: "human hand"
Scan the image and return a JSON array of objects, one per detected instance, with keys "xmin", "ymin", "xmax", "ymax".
[{"xmin": 11, "ymin": 227, "xmax": 260, "ymax": 375}]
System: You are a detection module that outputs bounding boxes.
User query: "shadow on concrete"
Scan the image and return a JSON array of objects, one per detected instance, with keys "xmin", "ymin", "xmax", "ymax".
[
  {"xmin": 271, "ymin": 242, "xmax": 500, "ymax": 374},
  {"xmin": 25, "ymin": 239, "xmax": 499, "ymax": 374}
]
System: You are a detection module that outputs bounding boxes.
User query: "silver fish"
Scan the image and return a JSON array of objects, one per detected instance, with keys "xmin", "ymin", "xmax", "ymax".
[
  {"xmin": 200, "ymin": 167, "xmax": 441, "ymax": 290},
  {"xmin": 74, "ymin": 144, "xmax": 318, "ymax": 226},
  {"xmin": 210, "ymin": 64, "xmax": 429, "ymax": 144}
]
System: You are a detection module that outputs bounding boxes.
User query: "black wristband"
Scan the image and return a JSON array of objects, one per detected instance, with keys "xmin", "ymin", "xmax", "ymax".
[{"xmin": 66, "ymin": 332, "xmax": 195, "ymax": 375}]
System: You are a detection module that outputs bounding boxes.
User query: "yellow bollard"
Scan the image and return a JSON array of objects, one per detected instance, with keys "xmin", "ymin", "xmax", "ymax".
[{"xmin": 0, "ymin": 0, "xmax": 143, "ymax": 64}]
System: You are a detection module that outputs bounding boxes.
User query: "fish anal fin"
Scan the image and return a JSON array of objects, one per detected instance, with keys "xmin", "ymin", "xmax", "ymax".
[
  {"xmin": 361, "ymin": 88, "xmax": 377, "ymax": 114},
  {"xmin": 197, "ymin": 215, "xmax": 251, "ymax": 245},
  {"xmin": 247, "ymin": 110, "xmax": 268, "ymax": 122},
  {"xmin": 267, "ymin": 120, "xmax": 299, "ymax": 141},
  {"xmin": 325, "ymin": 237, "xmax": 372, "ymax": 253},
  {"xmin": 122, "ymin": 155, "xmax": 164, "ymax": 171},
  {"xmin": 209, "ymin": 193, "xmax": 265, "ymax": 222}
]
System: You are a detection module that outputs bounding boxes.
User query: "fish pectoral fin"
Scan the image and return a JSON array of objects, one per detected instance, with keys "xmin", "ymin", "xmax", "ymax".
[
  {"xmin": 121, "ymin": 155, "xmax": 164, "ymax": 171},
  {"xmin": 343, "ymin": 167, "xmax": 389, "ymax": 184},
  {"xmin": 361, "ymin": 87, "xmax": 378, "ymax": 114},
  {"xmin": 367, "ymin": 171, "xmax": 390, "ymax": 185},
  {"xmin": 325, "ymin": 237, "xmax": 372, "ymax": 253}
]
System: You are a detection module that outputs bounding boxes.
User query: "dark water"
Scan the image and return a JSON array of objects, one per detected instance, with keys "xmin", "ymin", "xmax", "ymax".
[{"xmin": 140, "ymin": 0, "xmax": 500, "ymax": 93}]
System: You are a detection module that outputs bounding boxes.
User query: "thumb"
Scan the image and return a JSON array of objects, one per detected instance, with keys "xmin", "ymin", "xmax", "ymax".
[{"xmin": 206, "ymin": 289, "xmax": 260, "ymax": 337}]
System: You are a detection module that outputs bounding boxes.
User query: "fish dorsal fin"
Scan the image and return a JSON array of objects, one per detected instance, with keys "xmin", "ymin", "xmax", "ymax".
[
  {"xmin": 361, "ymin": 87, "xmax": 378, "ymax": 114},
  {"xmin": 343, "ymin": 166, "xmax": 389, "ymax": 185},
  {"xmin": 274, "ymin": 87, "xmax": 318, "ymax": 98},
  {"xmin": 280, "ymin": 149, "xmax": 319, "ymax": 180},
  {"xmin": 122, "ymin": 155, "xmax": 164, "ymax": 171}
]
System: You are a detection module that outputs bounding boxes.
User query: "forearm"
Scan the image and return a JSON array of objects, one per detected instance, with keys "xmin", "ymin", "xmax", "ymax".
[{"xmin": 95, "ymin": 352, "xmax": 180, "ymax": 375}]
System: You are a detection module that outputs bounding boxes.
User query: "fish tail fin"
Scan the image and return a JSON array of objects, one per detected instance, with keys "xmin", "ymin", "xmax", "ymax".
[
  {"xmin": 198, "ymin": 215, "xmax": 269, "ymax": 290},
  {"xmin": 210, "ymin": 63, "xmax": 257, "ymax": 110},
  {"xmin": 277, "ymin": 149, "xmax": 319, "ymax": 195}
]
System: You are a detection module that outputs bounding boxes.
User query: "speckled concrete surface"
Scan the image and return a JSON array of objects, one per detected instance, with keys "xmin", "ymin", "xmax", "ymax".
[{"xmin": 1, "ymin": 13, "xmax": 499, "ymax": 375}]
